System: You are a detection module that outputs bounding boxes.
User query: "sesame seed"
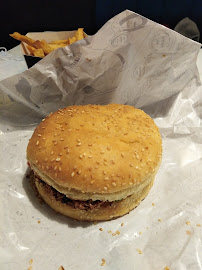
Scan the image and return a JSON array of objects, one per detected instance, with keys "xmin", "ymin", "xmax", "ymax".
[
  {"xmin": 56, "ymin": 157, "xmax": 61, "ymax": 162},
  {"xmin": 71, "ymin": 172, "xmax": 75, "ymax": 177},
  {"xmin": 38, "ymin": 134, "xmax": 41, "ymax": 137},
  {"xmin": 103, "ymin": 187, "xmax": 108, "ymax": 191},
  {"xmin": 51, "ymin": 151, "xmax": 54, "ymax": 155},
  {"xmin": 59, "ymin": 153, "xmax": 62, "ymax": 156},
  {"xmin": 103, "ymin": 171, "xmax": 106, "ymax": 175},
  {"xmin": 88, "ymin": 143, "xmax": 93, "ymax": 146},
  {"xmin": 60, "ymin": 138, "xmax": 64, "ymax": 141},
  {"xmin": 77, "ymin": 143, "xmax": 81, "ymax": 146},
  {"xmin": 100, "ymin": 150, "xmax": 105, "ymax": 154},
  {"xmin": 104, "ymin": 177, "xmax": 109, "ymax": 181},
  {"xmin": 135, "ymin": 166, "xmax": 139, "ymax": 169},
  {"xmin": 68, "ymin": 129, "xmax": 72, "ymax": 132},
  {"xmin": 66, "ymin": 149, "xmax": 70, "ymax": 154},
  {"xmin": 112, "ymin": 182, "xmax": 116, "ymax": 186},
  {"xmin": 107, "ymin": 146, "xmax": 111, "ymax": 150},
  {"xmin": 136, "ymin": 249, "xmax": 143, "ymax": 254},
  {"xmin": 88, "ymin": 156, "xmax": 92, "ymax": 158},
  {"xmin": 111, "ymin": 160, "xmax": 115, "ymax": 164},
  {"xmin": 129, "ymin": 182, "xmax": 133, "ymax": 186},
  {"xmin": 54, "ymin": 166, "xmax": 57, "ymax": 171},
  {"xmin": 77, "ymin": 170, "xmax": 81, "ymax": 174},
  {"xmin": 42, "ymin": 118, "xmax": 45, "ymax": 122},
  {"xmin": 130, "ymin": 164, "xmax": 133, "ymax": 167},
  {"xmin": 46, "ymin": 166, "xmax": 49, "ymax": 170},
  {"xmin": 58, "ymin": 167, "xmax": 62, "ymax": 171},
  {"xmin": 54, "ymin": 142, "xmax": 58, "ymax": 145},
  {"xmin": 77, "ymin": 139, "xmax": 81, "ymax": 142},
  {"xmin": 41, "ymin": 127, "xmax": 45, "ymax": 129},
  {"xmin": 79, "ymin": 155, "xmax": 83, "ymax": 159},
  {"xmin": 104, "ymin": 162, "xmax": 107, "ymax": 166},
  {"xmin": 73, "ymin": 165, "xmax": 77, "ymax": 170},
  {"xmin": 35, "ymin": 160, "xmax": 38, "ymax": 164},
  {"xmin": 36, "ymin": 141, "xmax": 39, "ymax": 145},
  {"xmin": 121, "ymin": 153, "xmax": 124, "ymax": 157},
  {"xmin": 51, "ymin": 158, "xmax": 55, "ymax": 162},
  {"xmin": 90, "ymin": 180, "xmax": 94, "ymax": 184}
]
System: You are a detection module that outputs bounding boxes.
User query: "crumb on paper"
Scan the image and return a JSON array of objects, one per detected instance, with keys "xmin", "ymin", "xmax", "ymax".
[
  {"xmin": 196, "ymin": 224, "xmax": 201, "ymax": 227},
  {"xmin": 37, "ymin": 220, "xmax": 41, "ymax": 224},
  {"xmin": 116, "ymin": 230, "xmax": 120, "ymax": 235},
  {"xmin": 136, "ymin": 248, "xmax": 143, "ymax": 254},
  {"xmin": 152, "ymin": 202, "xmax": 155, "ymax": 206},
  {"xmin": 108, "ymin": 230, "xmax": 112, "ymax": 234},
  {"xmin": 99, "ymin": 228, "xmax": 103, "ymax": 231},
  {"xmin": 158, "ymin": 219, "xmax": 162, "ymax": 222},
  {"xmin": 29, "ymin": 259, "xmax": 33, "ymax": 265},
  {"xmin": 58, "ymin": 266, "xmax": 65, "ymax": 270},
  {"xmin": 185, "ymin": 221, "xmax": 191, "ymax": 225},
  {"xmin": 139, "ymin": 231, "xmax": 142, "ymax": 235},
  {"xmin": 186, "ymin": 230, "xmax": 191, "ymax": 235},
  {"xmin": 101, "ymin": 258, "xmax": 106, "ymax": 266},
  {"xmin": 28, "ymin": 267, "xmax": 32, "ymax": 270},
  {"xmin": 121, "ymin": 222, "xmax": 124, "ymax": 227},
  {"xmin": 164, "ymin": 267, "xmax": 170, "ymax": 270},
  {"xmin": 112, "ymin": 233, "xmax": 116, "ymax": 236}
]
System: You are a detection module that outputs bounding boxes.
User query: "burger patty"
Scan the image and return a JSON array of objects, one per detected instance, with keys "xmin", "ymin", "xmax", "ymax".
[{"xmin": 29, "ymin": 171, "xmax": 114, "ymax": 211}]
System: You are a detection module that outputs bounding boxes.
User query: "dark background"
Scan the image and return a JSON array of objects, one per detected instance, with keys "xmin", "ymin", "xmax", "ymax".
[{"xmin": 1, "ymin": 0, "xmax": 202, "ymax": 50}]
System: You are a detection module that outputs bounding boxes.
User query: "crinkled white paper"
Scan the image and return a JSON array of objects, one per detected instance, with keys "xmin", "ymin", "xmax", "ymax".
[{"xmin": 0, "ymin": 10, "xmax": 202, "ymax": 270}]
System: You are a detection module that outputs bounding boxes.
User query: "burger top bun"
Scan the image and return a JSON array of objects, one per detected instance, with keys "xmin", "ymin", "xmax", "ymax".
[{"xmin": 27, "ymin": 104, "xmax": 162, "ymax": 202}]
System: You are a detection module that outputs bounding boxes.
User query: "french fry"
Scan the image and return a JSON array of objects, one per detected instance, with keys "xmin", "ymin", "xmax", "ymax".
[
  {"xmin": 49, "ymin": 39, "xmax": 69, "ymax": 45},
  {"xmin": 68, "ymin": 36, "xmax": 77, "ymax": 45},
  {"xmin": 9, "ymin": 32, "xmax": 35, "ymax": 46},
  {"xmin": 48, "ymin": 43, "xmax": 67, "ymax": 50},
  {"xmin": 74, "ymin": 28, "xmax": 84, "ymax": 41},
  {"xmin": 9, "ymin": 28, "xmax": 87, "ymax": 57},
  {"xmin": 33, "ymin": 40, "xmax": 54, "ymax": 55},
  {"xmin": 26, "ymin": 45, "xmax": 37, "ymax": 55},
  {"xmin": 40, "ymin": 40, "xmax": 55, "ymax": 54},
  {"xmin": 33, "ymin": 48, "xmax": 45, "ymax": 58},
  {"xmin": 27, "ymin": 45, "xmax": 45, "ymax": 57}
]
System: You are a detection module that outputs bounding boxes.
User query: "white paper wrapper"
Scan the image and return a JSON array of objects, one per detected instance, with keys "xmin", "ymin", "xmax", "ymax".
[{"xmin": 0, "ymin": 10, "xmax": 202, "ymax": 270}]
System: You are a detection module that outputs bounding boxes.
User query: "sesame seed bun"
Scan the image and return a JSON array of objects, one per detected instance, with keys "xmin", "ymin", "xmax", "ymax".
[{"xmin": 27, "ymin": 104, "xmax": 162, "ymax": 221}]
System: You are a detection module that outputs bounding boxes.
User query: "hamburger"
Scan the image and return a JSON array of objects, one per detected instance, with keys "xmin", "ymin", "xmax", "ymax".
[{"xmin": 27, "ymin": 104, "xmax": 162, "ymax": 221}]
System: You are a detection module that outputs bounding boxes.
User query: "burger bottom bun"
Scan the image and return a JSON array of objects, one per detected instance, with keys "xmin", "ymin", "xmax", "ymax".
[{"xmin": 35, "ymin": 177, "xmax": 155, "ymax": 221}]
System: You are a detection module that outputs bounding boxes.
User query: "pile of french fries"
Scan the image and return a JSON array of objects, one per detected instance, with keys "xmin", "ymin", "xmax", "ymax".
[{"xmin": 10, "ymin": 28, "xmax": 85, "ymax": 58}]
